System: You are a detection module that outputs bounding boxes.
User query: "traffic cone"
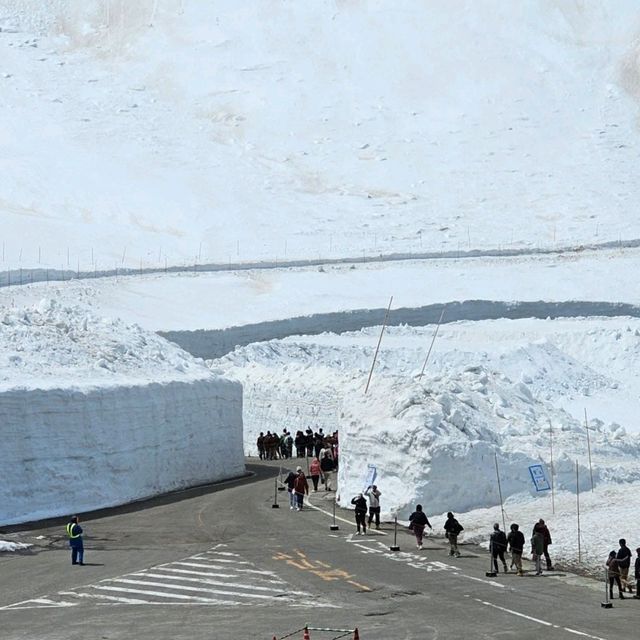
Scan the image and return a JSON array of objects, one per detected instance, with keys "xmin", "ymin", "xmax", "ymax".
[
  {"xmin": 353, "ymin": 628, "xmax": 359, "ymax": 640},
  {"xmin": 303, "ymin": 627, "xmax": 311, "ymax": 640}
]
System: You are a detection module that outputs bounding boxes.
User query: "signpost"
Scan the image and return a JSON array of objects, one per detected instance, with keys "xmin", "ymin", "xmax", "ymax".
[
  {"xmin": 363, "ymin": 464, "xmax": 377, "ymax": 492},
  {"xmin": 528, "ymin": 464, "xmax": 551, "ymax": 492}
]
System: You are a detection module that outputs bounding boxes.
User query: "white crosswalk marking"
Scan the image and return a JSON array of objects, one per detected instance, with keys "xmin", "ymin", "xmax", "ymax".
[{"xmin": 0, "ymin": 544, "xmax": 337, "ymax": 610}]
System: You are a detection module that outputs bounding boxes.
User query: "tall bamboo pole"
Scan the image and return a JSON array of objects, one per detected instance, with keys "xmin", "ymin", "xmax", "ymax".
[
  {"xmin": 576, "ymin": 460, "xmax": 582, "ymax": 563},
  {"xmin": 584, "ymin": 408, "xmax": 594, "ymax": 492},
  {"xmin": 418, "ymin": 306, "xmax": 446, "ymax": 379},
  {"xmin": 548, "ymin": 419, "xmax": 555, "ymax": 514},
  {"xmin": 364, "ymin": 296, "xmax": 393, "ymax": 394},
  {"xmin": 494, "ymin": 453, "xmax": 507, "ymax": 533}
]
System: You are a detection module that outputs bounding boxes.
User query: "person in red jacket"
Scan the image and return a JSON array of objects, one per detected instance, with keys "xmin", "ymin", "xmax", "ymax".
[
  {"xmin": 532, "ymin": 519, "xmax": 553, "ymax": 570},
  {"xmin": 293, "ymin": 467, "xmax": 309, "ymax": 511},
  {"xmin": 309, "ymin": 457, "xmax": 321, "ymax": 492}
]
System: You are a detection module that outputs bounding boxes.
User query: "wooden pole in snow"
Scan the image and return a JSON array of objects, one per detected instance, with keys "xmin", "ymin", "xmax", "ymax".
[
  {"xmin": 584, "ymin": 408, "xmax": 594, "ymax": 492},
  {"xmin": 418, "ymin": 306, "xmax": 446, "ymax": 379},
  {"xmin": 364, "ymin": 296, "xmax": 393, "ymax": 394}
]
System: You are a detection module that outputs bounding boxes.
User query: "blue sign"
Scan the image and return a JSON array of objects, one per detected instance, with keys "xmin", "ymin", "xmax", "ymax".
[
  {"xmin": 528, "ymin": 464, "xmax": 551, "ymax": 492},
  {"xmin": 363, "ymin": 464, "xmax": 377, "ymax": 491}
]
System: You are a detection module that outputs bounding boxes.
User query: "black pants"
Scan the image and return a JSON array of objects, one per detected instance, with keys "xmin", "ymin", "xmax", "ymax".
[
  {"xmin": 310, "ymin": 475, "xmax": 319, "ymax": 491},
  {"xmin": 543, "ymin": 545, "xmax": 552, "ymax": 569},
  {"xmin": 492, "ymin": 550, "xmax": 506, "ymax": 572},
  {"xmin": 609, "ymin": 575, "xmax": 623, "ymax": 597},
  {"xmin": 355, "ymin": 512, "xmax": 367, "ymax": 532},
  {"xmin": 368, "ymin": 506, "xmax": 380, "ymax": 527}
]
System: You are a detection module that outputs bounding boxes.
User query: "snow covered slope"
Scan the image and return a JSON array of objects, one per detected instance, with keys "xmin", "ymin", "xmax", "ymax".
[
  {"xmin": 0, "ymin": 299, "xmax": 244, "ymax": 525},
  {"xmin": 2, "ymin": 1, "xmax": 640, "ymax": 272}
]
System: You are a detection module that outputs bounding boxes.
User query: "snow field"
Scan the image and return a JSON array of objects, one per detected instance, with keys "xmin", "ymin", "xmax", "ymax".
[{"xmin": 2, "ymin": 2, "xmax": 640, "ymax": 270}]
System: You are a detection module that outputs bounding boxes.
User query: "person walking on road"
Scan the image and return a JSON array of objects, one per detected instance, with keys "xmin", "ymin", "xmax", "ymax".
[
  {"xmin": 507, "ymin": 523, "xmax": 525, "ymax": 576},
  {"xmin": 320, "ymin": 451, "xmax": 335, "ymax": 492},
  {"xmin": 532, "ymin": 519, "xmax": 553, "ymax": 570},
  {"xmin": 531, "ymin": 527, "xmax": 544, "ymax": 575},
  {"xmin": 351, "ymin": 493, "xmax": 368, "ymax": 535},
  {"xmin": 284, "ymin": 469, "xmax": 297, "ymax": 509},
  {"xmin": 409, "ymin": 504, "xmax": 432, "ymax": 549},
  {"xmin": 444, "ymin": 512, "xmax": 463, "ymax": 557},
  {"xmin": 66, "ymin": 515, "xmax": 84, "ymax": 566},
  {"xmin": 634, "ymin": 547, "xmax": 640, "ymax": 599},
  {"xmin": 616, "ymin": 538, "xmax": 633, "ymax": 593},
  {"xmin": 293, "ymin": 467, "xmax": 309, "ymax": 511},
  {"xmin": 364, "ymin": 485, "xmax": 381, "ymax": 529},
  {"xmin": 309, "ymin": 457, "xmax": 321, "ymax": 492},
  {"xmin": 490, "ymin": 523, "xmax": 508, "ymax": 573},
  {"xmin": 607, "ymin": 550, "xmax": 625, "ymax": 599}
]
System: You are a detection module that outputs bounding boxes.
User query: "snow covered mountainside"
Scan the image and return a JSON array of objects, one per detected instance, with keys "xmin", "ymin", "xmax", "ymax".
[
  {"xmin": 2, "ymin": 1, "xmax": 640, "ymax": 273},
  {"xmin": 0, "ymin": 298, "xmax": 244, "ymax": 525}
]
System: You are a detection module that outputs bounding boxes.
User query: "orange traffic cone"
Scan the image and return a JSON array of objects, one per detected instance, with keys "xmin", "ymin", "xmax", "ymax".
[
  {"xmin": 303, "ymin": 627, "xmax": 311, "ymax": 640},
  {"xmin": 353, "ymin": 628, "xmax": 360, "ymax": 640}
]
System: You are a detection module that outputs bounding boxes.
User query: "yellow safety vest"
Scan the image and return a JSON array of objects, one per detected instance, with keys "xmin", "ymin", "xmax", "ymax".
[{"xmin": 66, "ymin": 523, "xmax": 81, "ymax": 539}]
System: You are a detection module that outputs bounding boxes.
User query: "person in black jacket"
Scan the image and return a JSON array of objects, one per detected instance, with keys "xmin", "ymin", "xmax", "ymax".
[
  {"xmin": 284, "ymin": 470, "xmax": 297, "ymax": 509},
  {"xmin": 409, "ymin": 504, "xmax": 432, "ymax": 549},
  {"xmin": 351, "ymin": 494, "xmax": 368, "ymax": 535},
  {"xmin": 634, "ymin": 547, "xmax": 640, "ymax": 599},
  {"xmin": 490, "ymin": 523, "xmax": 508, "ymax": 573},
  {"xmin": 507, "ymin": 523, "xmax": 525, "ymax": 576},
  {"xmin": 616, "ymin": 538, "xmax": 633, "ymax": 593},
  {"xmin": 444, "ymin": 512, "xmax": 463, "ymax": 557},
  {"xmin": 320, "ymin": 452, "xmax": 335, "ymax": 491}
]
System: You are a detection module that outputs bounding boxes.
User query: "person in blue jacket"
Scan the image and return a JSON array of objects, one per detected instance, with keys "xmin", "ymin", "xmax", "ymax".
[{"xmin": 66, "ymin": 515, "xmax": 84, "ymax": 565}]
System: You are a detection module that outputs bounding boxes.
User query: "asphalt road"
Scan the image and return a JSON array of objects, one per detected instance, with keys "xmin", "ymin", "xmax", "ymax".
[{"xmin": 1, "ymin": 460, "xmax": 639, "ymax": 640}]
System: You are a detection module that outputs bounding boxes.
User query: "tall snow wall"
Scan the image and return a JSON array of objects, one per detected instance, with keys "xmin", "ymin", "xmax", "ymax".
[{"xmin": 0, "ymin": 377, "xmax": 243, "ymax": 526}]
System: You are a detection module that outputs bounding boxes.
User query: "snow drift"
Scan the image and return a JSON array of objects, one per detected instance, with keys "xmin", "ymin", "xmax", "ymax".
[{"xmin": 0, "ymin": 299, "xmax": 244, "ymax": 525}]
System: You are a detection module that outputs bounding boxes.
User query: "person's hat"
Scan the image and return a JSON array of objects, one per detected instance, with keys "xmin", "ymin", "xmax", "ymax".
[{"xmin": 296, "ymin": 466, "xmax": 302, "ymax": 472}]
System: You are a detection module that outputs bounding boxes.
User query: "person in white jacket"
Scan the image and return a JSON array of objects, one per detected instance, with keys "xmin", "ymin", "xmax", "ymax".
[{"xmin": 364, "ymin": 485, "xmax": 381, "ymax": 529}]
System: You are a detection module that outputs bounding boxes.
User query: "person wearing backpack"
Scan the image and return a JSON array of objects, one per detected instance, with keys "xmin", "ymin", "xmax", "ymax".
[
  {"xmin": 409, "ymin": 504, "xmax": 432, "ymax": 549},
  {"xmin": 444, "ymin": 512, "xmax": 463, "ymax": 557},
  {"xmin": 490, "ymin": 523, "xmax": 508, "ymax": 573},
  {"xmin": 351, "ymin": 493, "xmax": 368, "ymax": 535}
]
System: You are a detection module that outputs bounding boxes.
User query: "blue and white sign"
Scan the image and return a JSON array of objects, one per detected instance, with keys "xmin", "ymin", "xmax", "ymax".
[
  {"xmin": 363, "ymin": 464, "xmax": 377, "ymax": 491},
  {"xmin": 528, "ymin": 464, "xmax": 551, "ymax": 492}
]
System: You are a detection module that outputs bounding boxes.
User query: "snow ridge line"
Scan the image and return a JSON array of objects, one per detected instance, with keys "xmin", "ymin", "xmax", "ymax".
[
  {"xmin": 160, "ymin": 300, "xmax": 640, "ymax": 360},
  {"xmin": 0, "ymin": 237, "xmax": 638, "ymax": 289}
]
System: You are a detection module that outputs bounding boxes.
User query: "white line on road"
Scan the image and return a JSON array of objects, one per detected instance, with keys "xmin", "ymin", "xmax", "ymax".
[
  {"xmin": 154, "ymin": 566, "xmax": 286, "ymax": 585},
  {"xmin": 134, "ymin": 572, "xmax": 304, "ymax": 595},
  {"xmin": 173, "ymin": 561, "xmax": 280, "ymax": 576},
  {"xmin": 59, "ymin": 591, "xmax": 151, "ymax": 605},
  {"xmin": 93, "ymin": 585, "xmax": 239, "ymax": 605},
  {"xmin": 474, "ymin": 599, "xmax": 610, "ymax": 640},
  {"xmin": 110, "ymin": 578, "xmax": 288, "ymax": 601}
]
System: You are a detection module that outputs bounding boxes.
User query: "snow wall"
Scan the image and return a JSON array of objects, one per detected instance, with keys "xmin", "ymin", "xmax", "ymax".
[{"xmin": 0, "ymin": 377, "xmax": 243, "ymax": 526}]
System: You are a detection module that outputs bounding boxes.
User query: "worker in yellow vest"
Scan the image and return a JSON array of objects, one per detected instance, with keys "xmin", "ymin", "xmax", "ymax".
[{"xmin": 66, "ymin": 515, "xmax": 84, "ymax": 565}]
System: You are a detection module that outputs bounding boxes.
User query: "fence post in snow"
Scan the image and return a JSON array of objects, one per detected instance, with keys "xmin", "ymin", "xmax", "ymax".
[{"xmin": 418, "ymin": 306, "xmax": 446, "ymax": 379}]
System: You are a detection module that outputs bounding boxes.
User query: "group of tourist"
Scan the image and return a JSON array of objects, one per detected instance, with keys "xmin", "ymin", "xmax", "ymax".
[
  {"xmin": 257, "ymin": 428, "xmax": 339, "ymax": 462},
  {"xmin": 283, "ymin": 446, "xmax": 338, "ymax": 510}
]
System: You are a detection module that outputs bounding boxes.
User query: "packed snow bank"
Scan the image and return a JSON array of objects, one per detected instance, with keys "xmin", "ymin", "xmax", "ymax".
[
  {"xmin": 0, "ymin": 299, "xmax": 244, "ymax": 526},
  {"xmin": 0, "ymin": 540, "xmax": 32, "ymax": 552},
  {"xmin": 2, "ymin": 2, "xmax": 640, "ymax": 269},
  {"xmin": 450, "ymin": 482, "xmax": 640, "ymax": 578},
  {"xmin": 215, "ymin": 318, "xmax": 640, "ymax": 574}
]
